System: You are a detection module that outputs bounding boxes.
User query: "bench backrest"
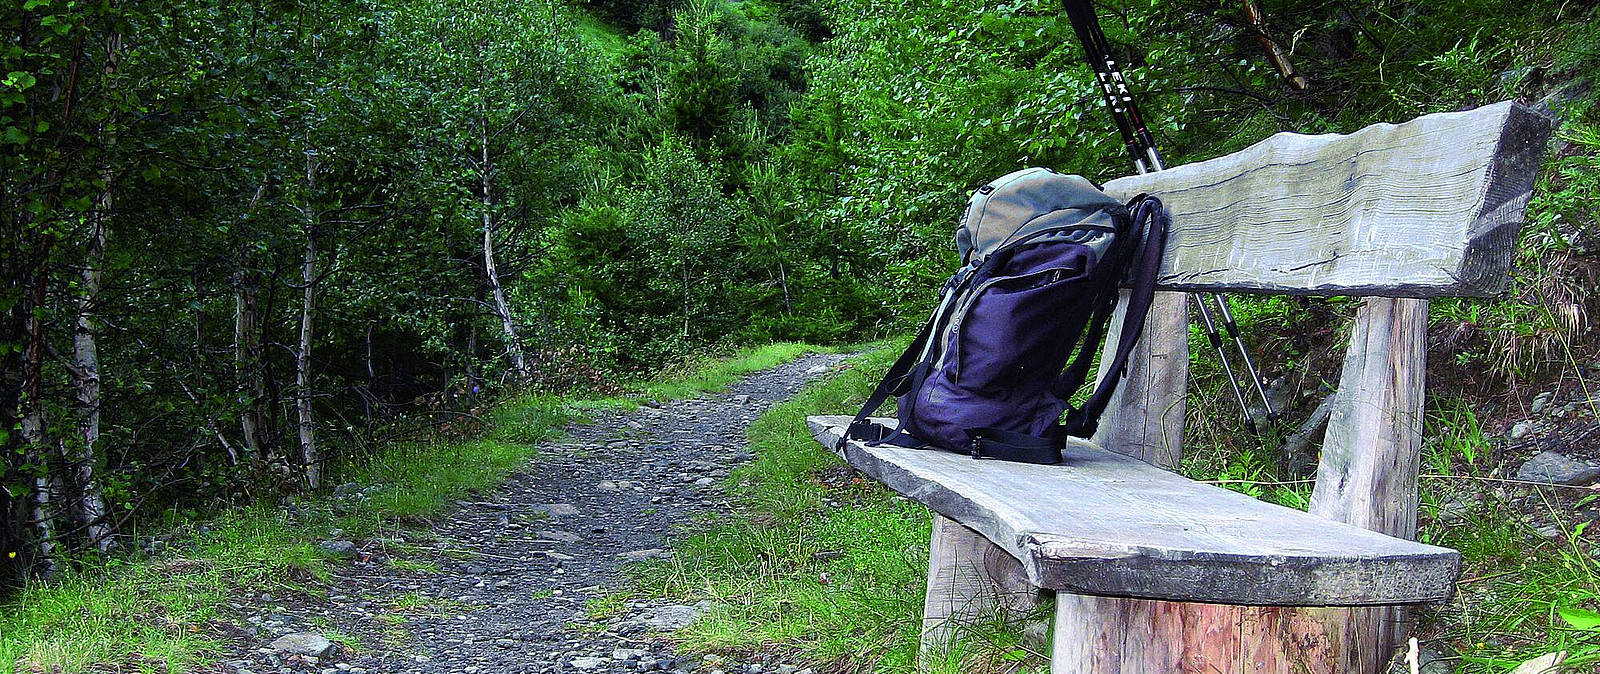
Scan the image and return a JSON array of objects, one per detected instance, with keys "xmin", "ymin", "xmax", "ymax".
[
  {"xmin": 1085, "ymin": 100, "xmax": 1550, "ymax": 540},
  {"xmin": 1105, "ymin": 100, "xmax": 1549, "ymax": 298}
]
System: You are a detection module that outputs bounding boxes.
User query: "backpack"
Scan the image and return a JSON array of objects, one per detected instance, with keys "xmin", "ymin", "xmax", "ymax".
[{"xmin": 843, "ymin": 167, "xmax": 1169, "ymax": 464}]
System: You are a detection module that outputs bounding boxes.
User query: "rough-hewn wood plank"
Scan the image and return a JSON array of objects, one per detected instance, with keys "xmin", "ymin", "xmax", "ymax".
[
  {"xmin": 1310, "ymin": 297, "xmax": 1429, "ymax": 536},
  {"xmin": 1091, "ymin": 290, "xmax": 1189, "ymax": 466},
  {"xmin": 1102, "ymin": 100, "xmax": 1550, "ymax": 297},
  {"xmin": 807, "ymin": 415, "xmax": 1459, "ymax": 606}
]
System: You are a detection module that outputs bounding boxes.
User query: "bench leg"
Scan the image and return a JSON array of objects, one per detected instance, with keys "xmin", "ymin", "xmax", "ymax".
[
  {"xmin": 920, "ymin": 514, "xmax": 1042, "ymax": 666},
  {"xmin": 1051, "ymin": 596, "xmax": 1404, "ymax": 673}
]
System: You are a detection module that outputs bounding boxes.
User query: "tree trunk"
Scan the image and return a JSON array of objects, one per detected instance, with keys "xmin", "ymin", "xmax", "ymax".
[
  {"xmin": 681, "ymin": 263, "xmax": 692, "ymax": 338},
  {"xmin": 478, "ymin": 118, "xmax": 528, "ymax": 383},
  {"xmin": 235, "ymin": 263, "xmax": 265, "ymax": 458},
  {"xmin": 21, "ymin": 254, "xmax": 58, "ymax": 575},
  {"xmin": 296, "ymin": 151, "xmax": 320, "ymax": 491},
  {"xmin": 777, "ymin": 256, "xmax": 792, "ymax": 315},
  {"xmin": 69, "ymin": 174, "xmax": 112, "ymax": 553},
  {"xmin": 234, "ymin": 186, "xmax": 268, "ymax": 465},
  {"xmin": 64, "ymin": 26, "xmax": 119, "ymax": 555}
]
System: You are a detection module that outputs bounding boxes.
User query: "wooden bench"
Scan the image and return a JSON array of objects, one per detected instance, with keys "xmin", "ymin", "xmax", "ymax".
[{"xmin": 807, "ymin": 100, "xmax": 1552, "ymax": 674}]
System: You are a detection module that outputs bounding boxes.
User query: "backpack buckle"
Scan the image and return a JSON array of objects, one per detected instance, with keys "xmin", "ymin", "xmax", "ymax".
[{"xmin": 969, "ymin": 437, "xmax": 984, "ymax": 459}]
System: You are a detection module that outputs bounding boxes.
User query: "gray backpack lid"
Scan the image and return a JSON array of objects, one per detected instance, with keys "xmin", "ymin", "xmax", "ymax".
[{"xmin": 955, "ymin": 167, "xmax": 1126, "ymax": 264}]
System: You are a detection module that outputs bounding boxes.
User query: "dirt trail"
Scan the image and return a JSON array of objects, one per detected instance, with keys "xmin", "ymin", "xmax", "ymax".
[{"xmin": 216, "ymin": 353, "xmax": 850, "ymax": 674}]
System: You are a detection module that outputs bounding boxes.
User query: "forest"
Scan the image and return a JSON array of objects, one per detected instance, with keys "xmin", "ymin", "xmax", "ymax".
[{"xmin": 3, "ymin": 0, "xmax": 1600, "ymax": 670}]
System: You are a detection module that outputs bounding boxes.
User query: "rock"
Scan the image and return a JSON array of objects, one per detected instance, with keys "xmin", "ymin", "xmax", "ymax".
[
  {"xmin": 1516, "ymin": 451, "xmax": 1600, "ymax": 485},
  {"xmin": 1509, "ymin": 421, "xmax": 1534, "ymax": 440},
  {"xmin": 1510, "ymin": 651, "xmax": 1567, "ymax": 674},
  {"xmin": 695, "ymin": 477, "xmax": 717, "ymax": 486},
  {"xmin": 1436, "ymin": 491, "xmax": 1482, "ymax": 525},
  {"xmin": 1532, "ymin": 392, "xmax": 1555, "ymax": 415},
  {"xmin": 642, "ymin": 604, "xmax": 703, "ymax": 630},
  {"xmin": 538, "ymin": 530, "xmax": 582, "ymax": 543},
  {"xmin": 619, "ymin": 549, "xmax": 670, "ymax": 561},
  {"xmin": 333, "ymin": 482, "xmax": 361, "ymax": 496},
  {"xmin": 774, "ymin": 666, "xmax": 799, "ymax": 674},
  {"xmin": 1535, "ymin": 78, "xmax": 1593, "ymax": 119},
  {"xmin": 569, "ymin": 656, "xmax": 608, "ymax": 670},
  {"xmin": 805, "ymin": 364, "xmax": 828, "ymax": 375},
  {"xmin": 597, "ymin": 481, "xmax": 618, "ymax": 491},
  {"xmin": 268, "ymin": 632, "xmax": 338, "ymax": 660},
  {"xmin": 317, "ymin": 540, "xmax": 358, "ymax": 560},
  {"xmin": 1536, "ymin": 524, "xmax": 1567, "ymax": 541},
  {"xmin": 533, "ymin": 503, "xmax": 580, "ymax": 517},
  {"xmin": 613, "ymin": 648, "xmax": 649, "ymax": 661}
]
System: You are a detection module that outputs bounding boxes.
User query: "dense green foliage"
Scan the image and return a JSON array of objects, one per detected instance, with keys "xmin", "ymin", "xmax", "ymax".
[{"xmin": 0, "ymin": 0, "xmax": 866, "ymax": 578}]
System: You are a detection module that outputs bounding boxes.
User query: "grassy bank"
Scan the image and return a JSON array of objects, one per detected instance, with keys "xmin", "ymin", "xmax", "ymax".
[{"xmin": 0, "ymin": 342, "xmax": 827, "ymax": 674}]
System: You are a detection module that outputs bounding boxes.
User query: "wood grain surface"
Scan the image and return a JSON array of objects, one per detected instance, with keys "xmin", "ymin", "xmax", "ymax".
[{"xmin": 1103, "ymin": 100, "xmax": 1549, "ymax": 297}]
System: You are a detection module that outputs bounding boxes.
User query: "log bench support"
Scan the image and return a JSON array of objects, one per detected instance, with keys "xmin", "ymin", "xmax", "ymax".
[{"xmin": 808, "ymin": 101, "xmax": 1551, "ymax": 673}]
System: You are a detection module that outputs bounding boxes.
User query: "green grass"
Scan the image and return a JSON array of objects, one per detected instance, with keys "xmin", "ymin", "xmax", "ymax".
[
  {"xmin": 631, "ymin": 342, "xmax": 833, "ymax": 402},
  {"xmin": 0, "ymin": 342, "xmax": 823, "ymax": 674},
  {"xmin": 0, "ymin": 512, "xmax": 323, "ymax": 672},
  {"xmin": 572, "ymin": 10, "xmax": 629, "ymax": 57}
]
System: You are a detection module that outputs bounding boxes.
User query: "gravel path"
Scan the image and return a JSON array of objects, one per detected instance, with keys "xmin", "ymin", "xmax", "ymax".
[{"xmin": 216, "ymin": 352, "xmax": 851, "ymax": 674}]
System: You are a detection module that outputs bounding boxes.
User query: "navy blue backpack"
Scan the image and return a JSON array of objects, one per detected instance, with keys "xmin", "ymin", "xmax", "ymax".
[{"xmin": 843, "ymin": 168, "xmax": 1168, "ymax": 464}]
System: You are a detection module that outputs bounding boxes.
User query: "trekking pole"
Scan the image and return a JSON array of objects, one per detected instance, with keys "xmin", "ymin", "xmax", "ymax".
[
  {"xmin": 1063, "ymin": 0, "xmax": 1275, "ymax": 428},
  {"xmin": 1211, "ymin": 294, "xmax": 1278, "ymax": 420},
  {"xmin": 1192, "ymin": 295, "xmax": 1257, "ymax": 433}
]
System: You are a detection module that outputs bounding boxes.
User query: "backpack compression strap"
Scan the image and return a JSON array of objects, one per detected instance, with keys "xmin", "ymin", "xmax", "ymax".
[{"xmin": 965, "ymin": 427, "xmax": 1064, "ymax": 464}]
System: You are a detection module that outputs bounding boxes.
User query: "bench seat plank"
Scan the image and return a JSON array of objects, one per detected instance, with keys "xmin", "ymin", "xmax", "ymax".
[{"xmin": 807, "ymin": 415, "xmax": 1459, "ymax": 606}]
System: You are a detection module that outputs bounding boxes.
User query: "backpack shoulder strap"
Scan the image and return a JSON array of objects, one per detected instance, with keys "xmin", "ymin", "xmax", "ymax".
[
  {"xmin": 839, "ymin": 287, "xmax": 949, "ymax": 449},
  {"xmin": 1063, "ymin": 195, "xmax": 1170, "ymax": 438}
]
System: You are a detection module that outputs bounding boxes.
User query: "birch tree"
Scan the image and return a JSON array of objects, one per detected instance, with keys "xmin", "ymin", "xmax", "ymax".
[{"xmin": 382, "ymin": 0, "xmax": 604, "ymax": 384}]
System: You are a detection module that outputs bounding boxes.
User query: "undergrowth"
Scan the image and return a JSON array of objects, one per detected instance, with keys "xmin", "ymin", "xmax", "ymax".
[{"xmin": 0, "ymin": 341, "xmax": 822, "ymax": 674}]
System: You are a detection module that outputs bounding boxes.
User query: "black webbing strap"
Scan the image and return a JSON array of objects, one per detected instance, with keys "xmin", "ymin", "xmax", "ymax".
[
  {"xmin": 965, "ymin": 427, "xmax": 1062, "ymax": 465},
  {"xmin": 840, "ymin": 308, "xmax": 939, "ymax": 450},
  {"xmin": 1063, "ymin": 196, "xmax": 1170, "ymax": 437}
]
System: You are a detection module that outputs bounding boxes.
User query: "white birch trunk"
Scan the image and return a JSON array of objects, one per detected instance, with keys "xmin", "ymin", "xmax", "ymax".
[
  {"xmin": 234, "ymin": 186, "xmax": 267, "ymax": 461},
  {"xmin": 22, "ymin": 262, "xmax": 58, "ymax": 573},
  {"xmin": 66, "ymin": 28, "xmax": 119, "ymax": 553},
  {"xmin": 478, "ymin": 117, "xmax": 528, "ymax": 383},
  {"xmin": 71, "ymin": 175, "xmax": 112, "ymax": 553},
  {"xmin": 296, "ymin": 150, "xmax": 320, "ymax": 491}
]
